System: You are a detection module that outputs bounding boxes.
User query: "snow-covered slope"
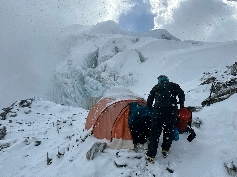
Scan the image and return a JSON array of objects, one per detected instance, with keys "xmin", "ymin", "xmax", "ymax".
[
  {"xmin": 0, "ymin": 94, "xmax": 237, "ymax": 176},
  {"xmin": 53, "ymin": 21, "xmax": 237, "ymax": 109},
  {"xmin": 1, "ymin": 20, "xmax": 237, "ymax": 177},
  {"xmin": 53, "ymin": 20, "xmax": 183, "ymax": 108}
]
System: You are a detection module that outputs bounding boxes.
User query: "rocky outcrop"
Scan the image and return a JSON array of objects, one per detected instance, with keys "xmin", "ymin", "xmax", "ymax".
[
  {"xmin": 202, "ymin": 78, "xmax": 237, "ymax": 107},
  {"xmin": 201, "ymin": 63, "xmax": 237, "ymax": 107},
  {"xmin": 0, "ymin": 98, "xmax": 33, "ymax": 120}
]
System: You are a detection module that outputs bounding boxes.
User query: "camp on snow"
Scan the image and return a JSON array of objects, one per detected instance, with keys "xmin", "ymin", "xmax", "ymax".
[{"xmin": 85, "ymin": 86, "xmax": 194, "ymax": 150}]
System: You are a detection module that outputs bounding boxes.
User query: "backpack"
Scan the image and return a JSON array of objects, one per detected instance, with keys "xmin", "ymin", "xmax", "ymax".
[
  {"xmin": 177, "ymin": 107, "xmax": 196, "ymax": 142},
  {"xmin": 177, "ymin": 107, "xmax": 192, "ymax": 132}
]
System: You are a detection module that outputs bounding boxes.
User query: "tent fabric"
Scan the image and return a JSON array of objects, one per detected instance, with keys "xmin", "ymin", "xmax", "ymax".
[
  {"xmin": 85, "ymin": 86, "xmax": 147, "ymax": 149},
  {"xmin": 85, "ymin": 98, "xmax": 146, "ymax": 140},
  {"xmin": 111, "ymin": 105, "xmax": 132, "ymax": 140},
  {"xmin": 109, "ymin": 138, "xmax": 134, "ymax": 149},
  {"xmin": 109, "ymin": 105, "xmax": 135, "ymax": 149},
  {"xmin": 85, "ymin": 97, "xmax": 114, "ymax": 131},
  {"xmin": 86, "ymin": 98, "xmax": 146, "ymax": 140}
]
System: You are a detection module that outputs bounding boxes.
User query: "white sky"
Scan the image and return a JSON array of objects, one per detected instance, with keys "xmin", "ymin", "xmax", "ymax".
[{"xmin": 151, "ymin": 0, "xmax": 237, "ymax": 41}]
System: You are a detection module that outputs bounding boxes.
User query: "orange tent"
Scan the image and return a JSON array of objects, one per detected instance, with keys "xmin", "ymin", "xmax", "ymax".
[{"xmin": 85, "ymin": 86, "xmax": 146, "ymax": 149}]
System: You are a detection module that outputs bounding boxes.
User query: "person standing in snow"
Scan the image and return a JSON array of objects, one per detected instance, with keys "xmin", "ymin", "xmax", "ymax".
[{"xmin": 146, "ymin": 75, "xmax": 185, "ymax": 163}]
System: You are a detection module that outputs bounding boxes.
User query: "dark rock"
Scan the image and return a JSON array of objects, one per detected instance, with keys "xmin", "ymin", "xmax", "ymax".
[
  {"xmin": 200, "ymin": 77, "xmax": 216, "ymax": 85},
  {"xmin": 35, "ymin": 141, "xmax": 41, "ymax": 146},
  {"xmin": 230, "ymin": 62, "xmax": 237, "ymax": 76},
  {"xmin": 0, "ymin": 112, "xmax": 8, "ymax": 120},
  {"xmin": 19, "ymin": 99, "xmax": 33, "ymax": 108},
  {"xmin": 0, "ymin": 126, "xmax": 7, "ymax": 140},
  {"xmin": 0, "ymin": 142, "xmax": 10, "ymax": 151},
  {"xmin": 0, "ymin": 106, "xmax": 14, "ymax": 120},
  {"xmin": 224, "ymin": 158, "xmax": 237, "ymax": 176},
  {"xmin": 2, "ymin": 107, "xmax": 12, "ymax": 113},
  {"xmin": 9, "ymin": 113, "xmax": 17, "ymax": 117}
]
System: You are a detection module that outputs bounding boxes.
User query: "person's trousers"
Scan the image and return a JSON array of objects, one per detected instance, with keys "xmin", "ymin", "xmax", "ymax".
[{"xmin": 146, "ymin": 107, "xmax": 177, "ymax": 158}]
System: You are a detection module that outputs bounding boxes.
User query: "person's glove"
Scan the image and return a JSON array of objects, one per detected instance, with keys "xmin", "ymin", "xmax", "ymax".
[{"xmin": 180, "ymin": 103, "xmax": 184, "ymax": 108}]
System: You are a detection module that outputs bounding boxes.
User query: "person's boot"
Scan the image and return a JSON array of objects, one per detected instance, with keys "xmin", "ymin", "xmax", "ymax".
[
  {"xmin": 145, "ymin": 156, "xmax": 155, "ymax": 164},
  {"xmin": 162, "ymin": 150, "xmax": 168, "ymax": 158}
]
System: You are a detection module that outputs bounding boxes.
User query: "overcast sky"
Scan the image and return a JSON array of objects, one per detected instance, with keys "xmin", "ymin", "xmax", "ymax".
[{"xmin": 1, "ymin": 0, "xmax": 237, "ymax": 42}]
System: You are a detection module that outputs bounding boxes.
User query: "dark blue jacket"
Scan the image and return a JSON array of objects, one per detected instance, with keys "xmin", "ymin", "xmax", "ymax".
[{"xmin": 129, "ymin": 102, "xmax": 153, "ymax": 127}]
